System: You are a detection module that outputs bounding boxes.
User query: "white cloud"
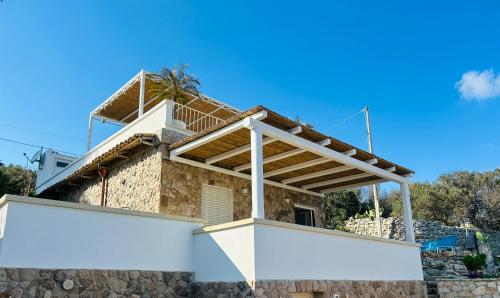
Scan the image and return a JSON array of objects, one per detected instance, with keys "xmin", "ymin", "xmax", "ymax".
[{"xmin": 455, "ymin": 69, "xmax": 500, "ymax": 101}]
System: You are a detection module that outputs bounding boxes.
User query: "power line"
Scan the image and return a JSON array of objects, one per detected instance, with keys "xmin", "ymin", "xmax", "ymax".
[
  {"xmin": 0, "ymin": 123, "xmax": 86, "ymax": 143},
  {"xmin": 327, "ymin": 108, "xmax": 365, "ymax": 131},
  {"xmin": 0, "ymin": 137, "xmax": 81, "ymax": 157},
  {"xmin": 0, "ymin": 137, "xmax": 41, "ymax": 149}
]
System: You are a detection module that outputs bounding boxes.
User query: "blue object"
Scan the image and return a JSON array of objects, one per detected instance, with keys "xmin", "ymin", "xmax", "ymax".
[{"xmin": 420, "ymin": 236, "xmax": 458, "ymax": 253}]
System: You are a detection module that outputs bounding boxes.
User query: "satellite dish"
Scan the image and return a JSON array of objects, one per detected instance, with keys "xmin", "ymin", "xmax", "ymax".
[{"xmin": 29, "ymin": 149, "xmax": 42, "ymax": 163}]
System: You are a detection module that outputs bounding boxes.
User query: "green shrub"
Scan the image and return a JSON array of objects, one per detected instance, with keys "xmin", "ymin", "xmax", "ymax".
[
  {"xmin": 473, "ymin": 253, "xmax": 486, "ymax": 270},
  {"xmin": 463, "ymin": 255, "xmax": 474, "ymax": 271},
  {"xmin": 463, "ymin": 254, "xmax": 486, "ymax": 271}
]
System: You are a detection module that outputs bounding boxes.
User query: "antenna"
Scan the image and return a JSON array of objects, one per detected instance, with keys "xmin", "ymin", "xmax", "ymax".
[
  {"xmin": 363, "ymin": 106, "xmax": 383, "ymax": 237},
  {"xmin": 24, "ymin": 147, "xmax": 43, "ymax": 164}
]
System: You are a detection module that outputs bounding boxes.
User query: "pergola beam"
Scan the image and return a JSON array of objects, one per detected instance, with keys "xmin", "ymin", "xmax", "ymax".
[
  {"xmin": 204, "ymin": 125, "xmax": 303, "ymax": 165},
  {"xmin": 281, "ymin": 158, "xmax": 378, "ymax": 185},
  {"xmin": 94, "ymin": 115, "xmax": 127, "ymax": 126},
  {"xmin": 170, "ymin": 111, "xmax": 268, "ymax": 157},
  {"xmin": 120, "ymin": 95, "xmax": 161, "ymax": 123},
  {"xmin": 264, "ymin": 157, "xmax": 329, "ymax": 178},
  {"xmin": 320, "ymin": 178, "xmax": 387, "ymax": 193},
  {"xmin": 170, "ymin": 156, "xmax": 322, "ymax": 197},
  {"xmin": 262, "ymin": 148, "xmax": 358, "ymax": 179},
  {"xmin": 250, "ymin": 120, "xmax": 409, "ymax": 184},
  {"xmin": 302, "ymin": 167, "xmax": 396, "ymax": 190},
  {"xmin": 233, "ymin": 138, "xmax": 333, "ymax": 172}
]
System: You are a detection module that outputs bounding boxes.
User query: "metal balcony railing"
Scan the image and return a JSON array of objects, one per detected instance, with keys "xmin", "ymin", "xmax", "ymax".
[{"xmin": 171, "ymin": 101, "xmax": 225, "ymax": 134}]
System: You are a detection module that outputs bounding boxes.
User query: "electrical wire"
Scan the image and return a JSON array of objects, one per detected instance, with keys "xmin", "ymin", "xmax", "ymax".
[
  {"xmin": 0, "ymin": 137, "xmax": 81, "ymax": 157},
  {"xmin": 326, "ymin": 108, "xmax": 365, "ymax": 130},
  {"xmin": 0, "ymin": 123, "xmax": 86, "ymax": 143}
]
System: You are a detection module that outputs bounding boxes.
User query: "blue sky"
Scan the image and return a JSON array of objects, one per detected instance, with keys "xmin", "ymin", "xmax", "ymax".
[{"xmin": 0, "ymin": 1, "xmax": 499, "ymax": 187}]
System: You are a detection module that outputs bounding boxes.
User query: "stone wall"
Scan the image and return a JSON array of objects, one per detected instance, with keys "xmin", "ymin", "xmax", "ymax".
[
  {"xmin": 253, "ymin": 280, "xmax": 428, "ymax": 298},
  {"xmin": 63, "ymin": 146, "xmax": 163, "ymax": 213},
  {"xmin": 344, "ymin": 217, "xmax": 500, "ymax": 257},
  {"xmin": 0, "ymin": 269, "xmax": 428, "ymax": 298},
  {"xmin": 160, "ymin": 159, "xmax": 325, "ymax": 227},
  {"xmin": 437, "ymin": 278, "xmax": 500, "ymax": 297},
  {"xmin": 345, "ymin": 217, "xmax": 500, "ymax": 276},
  {"xmin": 60, "ymin": 143, "xmax": 327, "ymax": 226},
  {"xmin": 191, "ymin": 281, "xmax": 254, "ymax": 297},
  {"xmin": 0, "ymin": 268, "xmax": 191, "ymax": 297},
  {"xmin": 344, "ymin": 217, "xmax": 479, "ymax": 246}
]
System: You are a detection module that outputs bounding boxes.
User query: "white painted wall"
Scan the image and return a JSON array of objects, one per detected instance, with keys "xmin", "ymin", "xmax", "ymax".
[
  {"xmin": 193, "ymin": 219, "xmax": 423, "ymax": 282},
  {"xmin": 0, "ymin": 204, "xmax": 7, "ymax": 250},
  {"xmin": 0, "ymin": 196, "xmax": 422, "ymax": 282},
  {"xmin": 253, "ymin": 221, "xmax": 424, "ymax": 281},
  {"xmin": 194, "ymin": 223, "xmax": 255, "ymax": 282},
  {"xmin": 36, "ymin": 100, "xmax": 190, "ymax": 194},
  {"xmin": 0, "ymin": 196, "xmax": 204, "ymax": 271},
  {"xmin": 35, "ymin": 149, "xmax": 77, "ymax": 189}
]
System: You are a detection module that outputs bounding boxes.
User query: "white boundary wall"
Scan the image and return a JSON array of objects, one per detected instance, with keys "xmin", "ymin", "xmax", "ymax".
[
  {"xmin": 194, "ymin": 218, "xmax": 423, "ymax": 282},
  {"xmin": 253, "ymin": 221, "xmax": 423, "ymax": 281},
  {"xmin": 0, "ymin": 195, "xmax": 204, "ymax": 271},
  {"xmin": 194, "ymin": 224, "xmax": 255, "ymax": 282}
]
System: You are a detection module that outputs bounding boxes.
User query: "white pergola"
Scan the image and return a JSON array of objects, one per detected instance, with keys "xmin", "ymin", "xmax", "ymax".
[
  {"xmin": 169, "ymin": 110, "xmax": 416, "ymax": 243},
  {"xmin": 86, "ymin": 70, "xmax": 241, "ymax": 151}
]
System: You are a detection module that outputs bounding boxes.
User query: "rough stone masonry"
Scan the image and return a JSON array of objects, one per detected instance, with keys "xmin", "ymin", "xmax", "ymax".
[
  {"xmin": 0, "ymin": 268, "xmax": 192, "ymax": 297},
  {"xmin": 0, "ymin": 268, "xmax": 428, "ymax": 298}
]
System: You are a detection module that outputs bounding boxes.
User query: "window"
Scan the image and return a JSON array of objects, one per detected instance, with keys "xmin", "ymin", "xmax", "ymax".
[
  {"xmin": 201, "ymin": 185, "xmax": 233, "ymax": 225},
  {"xmin": 55, "ymin": 161, "xmax": 69, "ymax": 168},
  {"xmin": 294, "ymin": 205, "xmax": 316, "ymax": 227}
]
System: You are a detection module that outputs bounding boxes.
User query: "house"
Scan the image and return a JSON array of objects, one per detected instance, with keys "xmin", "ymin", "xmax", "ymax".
[{"xmin": 0, "ymin": 70, "xmax": 426, "ymax": 297}]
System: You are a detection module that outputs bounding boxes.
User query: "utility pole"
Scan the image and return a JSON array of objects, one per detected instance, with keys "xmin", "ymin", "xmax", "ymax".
[
  {"xmin": 363, "ymin": 106, "xmax": 383, "ymax": 237},
  {"xmin": 22, "ymin": 153, "xmax": 32, "ymax": 196}
]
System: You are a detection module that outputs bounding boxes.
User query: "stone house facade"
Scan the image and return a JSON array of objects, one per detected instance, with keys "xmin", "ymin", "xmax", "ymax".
[{"xmin": 62, "ymin": 143, "xmax": 325, "ymax": 227}]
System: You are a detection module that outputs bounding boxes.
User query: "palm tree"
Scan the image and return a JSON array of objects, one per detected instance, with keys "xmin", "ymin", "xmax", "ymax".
[{"xmin": 149, "ymin": 64, "xmax": 201, "ymax": 104}]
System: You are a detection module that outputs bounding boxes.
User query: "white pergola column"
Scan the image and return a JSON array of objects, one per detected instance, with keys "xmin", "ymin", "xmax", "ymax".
[
  {"xmin": 400, "ymin": 182, "xmax": 415, "ymax": 243},
  {"xmin": 87, "ymin": 114, "xmax": 94, "ymax": 152},
  {"xmin": 250, "ymin": 125, "xmax": 265, "ymax": 219},
  {"xmin": 165, "ymin": 100, "xmax": 175, "ymax": 126},
  {"xmin": 138, "ymin": 69, "xmax": 145, "ymax": 117}
]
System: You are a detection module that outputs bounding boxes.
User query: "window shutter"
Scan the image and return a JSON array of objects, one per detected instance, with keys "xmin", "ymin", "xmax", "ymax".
[{"xmin": 201, "ymin": 185, "xmax": 233, "ymax": 225}]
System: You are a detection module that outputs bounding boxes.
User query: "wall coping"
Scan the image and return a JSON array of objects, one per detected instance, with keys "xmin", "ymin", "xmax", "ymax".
[
  {"xmin": 0, "ymin": 194, "xmax": 207, "ymax": 224},
  {"xmin": 193, "ymin": 217, "xmax": 420, "ymax": 248}
]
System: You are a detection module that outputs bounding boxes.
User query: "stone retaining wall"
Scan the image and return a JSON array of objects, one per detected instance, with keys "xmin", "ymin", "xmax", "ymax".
[
  {"xmin": 344, "ymin": 217, "xmax": 500, "ymax": 262},
  {"xmin": 253, "ymin": 280, "xmax": 428, "ymax": 298},
  {"xmin": 437, "ymin": 279, "xmax": 500, "ymax": 297},
  {"xmin": 192, "ymin": 281, "xmax": 254, "ymax": 297},
  {"xmin": 0, "ymin": 268, "xmax": 428, "ymax": 298},
  {"xmin": 344, "ymin": 217, "xmax": 476, "ymax": 245},
  {"xmin": 0, "ymin": 268, "xmax": 192, "ymax": 297},
  {"xmin": 189, "ymin": 279, "xmax": 427, "ymax": 298}
]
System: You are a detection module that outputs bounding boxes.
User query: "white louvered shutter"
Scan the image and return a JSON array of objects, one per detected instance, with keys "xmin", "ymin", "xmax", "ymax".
[{"xmin": 201, "ymin": 185, "xmax": 233, "ymax": 225}]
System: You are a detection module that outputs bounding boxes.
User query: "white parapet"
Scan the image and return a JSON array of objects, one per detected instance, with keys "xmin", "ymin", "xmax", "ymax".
[
  {"xmin": 193, "ymin": 218, "xmax": 424, "ymax": 282},
  {"xmin": 0, "ymin": 195, "xmax": 205, "ymax": 271},
  {"xmin": 36, "ymin": 100, "xmax": 190, "ymax": 194}
]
